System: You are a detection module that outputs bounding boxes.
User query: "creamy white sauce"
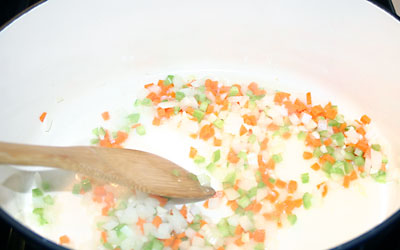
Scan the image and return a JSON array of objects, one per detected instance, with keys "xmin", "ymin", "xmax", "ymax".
[{"xmin": 1, "ymin": 72, "xmax": 399, "ymax": 250}]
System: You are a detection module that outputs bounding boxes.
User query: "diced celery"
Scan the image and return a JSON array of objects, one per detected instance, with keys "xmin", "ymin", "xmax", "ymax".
[
  {"xmin": 335, "ymin": 114, "xmax": 345, "ymax": 123},
  {"xmin": 372, "ymin": 170, "xmax": 386, "ymax": 183},
  {"xmin": 213, "ymin": 119, "xmax": 224, "ymax": 129},
  {"xmin": 81, "ymin": 179, "xmax": 92, "ymax": 192},
  {"xmin": 193, "ymin": 109, "xmax": 205, "ymax": 122},
  {"xmin": 127, "ymin": 113, "xmax": 140, "ymax": 124},
  {"xmin": 354, "ymin": 148, "xmax": 363, "ymax": 157},
  {"xmin": 164, "ymin": 75, "xmax": 174, "ymax": 85},
  {"xmin": 360, "ymin": 172, "xmax": 367, "ymax": 178},
  {"xmin": 331, "ymin": 167, "xmax": 344, "ymax": 176},
  {"xmin": 72, "ymin": 184, "xmax": 81, "ymax": 194},
  {"xmin": 199, "ymin": 102, "xmax": 209, "ymax": 112},
  {"xmin": 238, "ymin": 196, "xmax": 251, "ymax": 208},
  {"xmin": 92, "ymin": 127, "xmax": 99, "ymax": 137},
  {"xmin": 319, "ymin": 130, "xmax": 329, "ymax": 138},
  {"xmin": 272, "ymin": 154, "xmax": 283, "ymax": 163},
  {"xmin": 173, "ymin": 106, "xmax": 181, "ymax": 114},
  {"xmin": 99, "ymin": 127, "xmax": 106, "ymax": 137},
  {"xmin": 248, "ymin": 134, "xmax": 257, "ymax": 144},
  {"xmin": 32, "ymin": 188, "xmax": 43, "ymax": 197},
  {"xmin": 301, "ymin": 173, "xmax": 309, "ymax": 184},
  {"xmin": 43, "ymin": 195, "xmax": 54, "ymax": 205},
  {"xmin": 287, "ymin": 214, "xmax": 297, "ymax": 225},
  {"xmin": 331, "ymin": 132, "xmax": 345, "ymax": 146},
  {"xmin": 103, "ymin": 243, "xmax": 113, "ymax": 249},
  {"xmin": 237, "ymin": 188, "xmax": 246, "ymax": 197},
  {"xmin": 345, "ymin": 146, "xmax": 355, "ymax": 153},
  {"xmin": 33, "ymin": 207, "xmax": 44, "ymax": 216},
  {"xmin": 344, "ymin": 161, "xmax": 354, "ymax": 175},
  {"xmin": 206, "ymin": 163, "xmax": 216, "ymax": 173},
  {"xmin": 382, "ymin": 156, "xmax": 389, "ymax": 164},
  {"xmin": 344, "ymin": 151, "xmax": 355, "ymax": 161},
  {"xmin": 238, "ymin": 151, "xmax": 247, "ymax": 161},
  {"xmin": 136, "ymin": 125, "xmax": 146, "ymax": 135},
  {"xmin": 194, "ymin": 155, "xmax": 205, "ymax": 164},
  {"xmin": 247, "ymin": 187, "xmax": 258, "ymax": 198},
  {"xmin": 322, "ymin": 162, "xmax": 333, "ymax": 174},
  {"xmin": 254, "ymin": 243, "xmax": 265, "ymax": 250},
  {"xmin": 90, "ymin": 138, "xmax": 99, "ymax": 144},
  {"xmin": 175, "ymin": 91, "xmax": 185, "ymax": 101},
  {"xmin": 229, "ymin": 86, "xmax": 239, "ymax": 96},
  {"xmin": 313, "ymin": 147, "xmax": 323, "ymax": 158},
  {"xmin": 303, "ymin": 192, "xmax": 312, "ymax": 209},
  {"xmin": 42, "ymin": 182, "xmax": 51, "ymax": 191},
  {"xmin": 297, "ymin": 131, "xmax": 307, "ymax": 140},
  {"xmin": 189, "ymin": 222, "xmax": 201, "ymax": 231},
  {"xmin": 257, "ymin": 182, "xmax": 266, "ymax": 188},
  {"xmin": 354, "ymin": 156, "xmax": 365, "ymax": 166},
  {"xmin": 328, "ymin": 119, "xmax": 340, "ymax": 127},
  {"xmin": 372, "ymin": 144, "xmax": 381, "ymax": 151},
  {"xmin": 134, "ymin": 99, "xmax": 141, "ymax": 106},
  {"xmin": 269, "ymin": 178, "xmax": 276, "ymax": 184},
  {"xmin": 212, "ymin": 150, "xmax": 221, "ymax": 162},
  {"xmin": 217, "ymin": 219, "xmax": 233, "ymax": 237},
  {"xmin": 326, "ymin": 146, "xmax": 335, "ymax": 156},
  {"xmin": 141, "ymin": 98, "xmax": 152, "ymax": 106}
]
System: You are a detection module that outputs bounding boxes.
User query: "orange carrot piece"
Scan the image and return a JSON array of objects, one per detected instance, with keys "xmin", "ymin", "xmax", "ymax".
[
  {"xmin": 171, "ymin": 238, "xmax": 181, "ymax": 250},
  {"xmin": 163, "ymin": 237, "xmax": 175, "ymax": 247},
  {"xmin": 288, "ymin": 180, "xmax": 297, "ymax": 194},
  {"xmin": 356, "ymin": 126, "xmax": 366, "ymax": 136},
  {"xmin": 136, "ymin": 218, "xmax": 146, "ymax": 233},
  {"xmin": 320, "ymin": 154, "xmax": 336, "ymax": 164},
  {"xmin": 239, "ymin": 124, "xmax": 248, "ymax": 136},
  {"xmin": 185, "ymin": 106, "xmax": 195, "ymax": 115},
  {"xmin": 235, "ymin": 225, "xmax": 244, "ymax": 235},
  {"xmin": 303, "ymin": 151, "xmax": 313, "ymax": 160},
  {"xmin": 114, "ymin": 131, "xmax": 128, "ymax": 145},
  {"xmin": 101, "ymin": 112, "xmax": 110, "ymax": 121},
  {"xmin": 306, "ymin": 92, "xmax": 312, "ymax": 105},
  {"xmin": 206, "ymin": 104, "xmax": 214, "ymax": 114},
  {"xmin": 131, "ymin": 123, "xmax": 142, "ymax": 129},
  {"xmin": 253, "ymin": 229, "xmax": 265, "ymax": 243},
  {"xmin": 343, "ymin": 175, "xmax": 350, "ymax": 188},
  {"xmin": 252, "ymin": 202, "xmax": 262, "ymax": 213},
  {"xmin": 275, "ymin": 179, "xmax": 287, "ymax": 189},
  {"xmin": 180, "ymin": 205, "xmax": 187, "ymax": 218},
  {"xmin": 102, "ymin": 206, "xmax": 110, "ymax": 216},
  {"xmin": 93, "ymin": 186, "xmax": 107, "ymax": 197},
  {"xmin": 349, "ymin": 170, "xmax": 358, "ymax": 181},
  {"xmin": 199, "ymin": 124, "xmax": 215, "ymax": 141},
  {"xmin": 311, "ymin": 105, "xmax": 325, "ymax": 118},
  {"xmin": 217, "ymin": 247, "xmax": 225, "ymax": 250},
  {"xmin": 144, "ymin": 83, "xmax": 154, "ymax": 89},
  {"xmin": 311, "ymin": 163, "xmax": 321, "ymax": 171},
  {"xmin": 189, "ymin": 147, "xmax": 197, "ymax": 158},
  {"xmin": 152, "ymin": 117, "xmax": 161, "ymax": 126},
  {"xmin": 267, "ymin": 123, "xmax": 280, "ymax": 131},
  {"xmin": 274, "ymin": 92, "xmax": 291, "ymax": 104},
  {"xmin": 243, "ymin": 114, "xmax": 257, "ymax": 126},
  {"xmin": 324, "ymin": 137, "xmax": 333, "ymax": 146},
  {"xmin": 260, "ymin": 137, "xmax": 269, "ymax": 151},
  {"xmin": 39, "ymin": 112, "xmax": 47, "ymax": 123},
  {"xmin": 214, "ymin": 137, "xmax": 222, "ymax": 146},
  {"xmin": 101, "ymin": 231, "xmax": 107, "ymax": 243},
  {"xmin": 360, "ymin": 115, "xmax": 371, "ymax": 124},
  {"xmin": 282, "ymin": 132, "xmax": 291, "ymax": 139},
  {"xmin": 356, "ymin": 139, "xmax": 369, "ymax": 152},
  {"xmin": 150, "ymin": 195, "xmax": 168, "ymax": 207},
  {"xmin": 234, "ymin": 238, "xmax": 244, "ymax": 246},
  {"xmin": 59, "ymin": 235, "xmax": 70, "ymax": 244},
  {"xmin": 227, "ymin": 148, "xmax": 240, "ymax": 164},
  {"xmin": 152, "ymin": 216, "xmax": 162, "ymax": 228},
  {"xmin": 203, "ymin": 200, "xmax": 209, "ymax": 208}
]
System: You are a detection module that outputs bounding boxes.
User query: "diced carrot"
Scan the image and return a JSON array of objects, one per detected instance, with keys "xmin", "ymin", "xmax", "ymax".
[
  {"xmin": 101, "ymin": 231, "xmax": 107, "ymax": 243},
  {"xmin": 150, "ymin": 195, "xmax": 168, "ymax": 207},
  {"xmin": 189, "ymin": 147, "xmax": 197, "ymax": 158},
  {"xmin": 152, "ymin": 117, "xmax": 161, "ymax": 126},
  {"xmin": 319, "ymin": 154, "xmax": 336, "ymax": 164},
  {"xmin": 227, "ymin": 148, "xmax": 240, "ymax": 164},
  {"xmin": 227, "ymin": 200, "xmax": 239, "ymax": 211},
  {"xmin": 356, "ymin": 126, "xmax": 366, "ymax": 136},
  {"xmin": 248, "ymin": 82, "xmax": 266, "ymax": 95},
  {"xmin": 59, "ymin": 235, "xmax": 70, "ymax": 244},
  {"xmin": 101, "ymin": 112, "xmax": 110, "ymax": 121},
  {"xmin": 356, "ymin": 139, "xmax": 369, "ymax": 152},
  {"xmin": 102, "ymin": 206, "xmax": 110, "ymax": 216},
  {"xmin": 317, "ymin": 182, "xmax": 328, "ymax": 197},
  {"xmin": 136, "ymin": 218, "xmax": 146, "ymax": 233},
  {"xmin": 260, "ymin": 137, "xmax": 269, "ymax": 151},
  {"xmin": 221, "ymin": 99, "xmax": 230, "ymax": 111},
  {"xmin": 176, "ymin": 232, "xmax": 186, "ymax": 239},
  {"xmin": 234, "ymin": 238, "xmax": 244, "ymax": 246},
  {"xmin": 92, "ymin": 195, "xmax": 102, "ymax": 203},
  {"xmin": 157, "ymin": 107, "xmax": 166, "ymax": 117},
  {"xmin": 265, "ymin": 158, "xmax": 275, "ymax": 170},
  {"xmin": 274, "ymin": 92, "xmax": 291, "ymax": 104},
  {"xmin": 339, "ymin": 122, "xmax": 347, "ymax": 132},
  {"xmin": 267, "ymin": 123, "xmax": 280, "ymax": 131},
  {"xmin": 93, "ymin": 186, "xmax": 106, "ymax": 197},
  {"xmin": 146, "ymin": 92, "xmax": 158, "ymax": 101},
  {"xmin": 235, "ymin": 225, "xmax": 244, "ymax": 235},
  {"xmin": 253, "ymin": 229, "xmax": 265, "ymax": 243},
  {"xmin": 306, "ymin": 92, "xmax": 312, "ymax": 105},
  {"xmin": 200, "ymin": 219, "xmax": 207, "ymax": 228},
  {"xmin": 243, "ymin": 114, "xmax": 257, "ymax": 126},
  {"xmin": 199, "ymin": 124, "xmax": 215, "ymax": 141},
  {"xmin": 282, "ymin": 132, "xmax": 291, "ymax": 139},
  {"xmin": 343, "ymin": 175, "xmax": 350, "ymax": 188},
  {"xmin": 171, "ymin": 238, "xmax": 181, "ymax": 250},
  {"xmin": 311, "ymin": 163, "xmax": 321, "ymax": 171},
  {"xmin": 213, "ymin": 137, "xmax": 222, "ymax": 146},
  {"xmin": 360, "ymin": 115, "xmax": 371, "ymax": 125},
  {"xmin": 203, "ymin": 200, "xmax": 209, "ymax": 208},
  {"xmin": 303, "ymin": 151, "xmax": 313, "ymax": 160},
  {"xmin": 252, "ymin": 202, "xmax": 262, "ymax": 213},
  {"xmin": 288, "ymin": 180, "xmax": 297, "ymax": 194},
  {"xmin": 180, "ymin": 205, "xmax": 187, "ymax": 218},
  {"xmin": 114, "ymin": 131, "xmax": 128, "ymax": 145},
  {"xmin": 311, "ymin": 105, "xmax": 325, "ymax": 118},
  {"xmin": 185, "ymin": 106, "xmax": 195, "ymax": 115},
  {"xmin": 190, "ymin": 133, "xmax": 198, "ymax": 139},
  {"xmin": 220, "ymin": 86, "xmax": 231, "ymax": 94},
  {"xmin": 349, "ymin": 170, "xmax": 358, "ymax": 181},
  {"xmin": 39, "ymin": 112, "xmax": 47, "ymax": 122},
  {"xmin": 163, "ymin": 237, "xmax": 175, "ymax": 247},
  {"xmin": 275, "ymin": 179, "xmax": 287, "ymax": 189},
  {"xmin": 206, "ymin": 104, "xmax": 214, "ymax": 114},
  {"xmin": 131, "ymin": 123, "xmax": 142, "ymax": 129},
  {"xmin": 217, "ymin": 247, "xmax": 225, "ymax": 250},
  {"xmin": 152, "ymin": 216, "xmax": 162, "ymax": 228},
  {"xmin": 239, "ymin": 124, "xmax": 248, "ymax": 136},
  {"xmin": 324, "ymin": 137, "xmax": 333, "ymax": 146},
  {"xmin": 144, "ymin": 83, "xmax": 154, "ymax": 89}
]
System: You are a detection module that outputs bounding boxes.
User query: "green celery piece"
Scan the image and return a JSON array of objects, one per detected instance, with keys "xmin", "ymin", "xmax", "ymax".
[
  {"xmin": 247, "ymin": 187, "xmax": 258, "ymax": 198},
  {"xmin": 175, "ymin": 91, "xmax": 185, "ymax": 101},
  {"xmin": 43, "ymin": 195, "xmax": 54, "ymax": 205},
  {"xmin": 301, "ymin": 173, "xmax": 309, "ymax": 184},
  {"xmin": 272, "ymin": 154, "xmax": 283, "ymax": 163},
  {"xmin": 92, "ymin": 127, "xmax": 99, "ymax": 137},
  {"xmin": 344, "ymin": 151, "xmax": 355, "ymax": 161},
  {"xmin": 248, "ymin": 134, "xmax": 257, "ymax": 144},
  {"xmin": 322, "ymin": 162, "xmax": 333, "ymax": 174},
  {"xmin": 136, "ymin": 125, "xmax": 146, "ymax": 135},
  {"xmin": 90, "ymin": 138, "xmax": 100, "ymax": 145},
  {"xmin": 127, "ymin": 113, "xmax": 140, "ymax": 124},
  {"xmin": 81, "ymin": 179, "xmax": 92, "ymax": 192},
  {"xmin": 303, "ymin": 192, "xmax": 312, "ymax": 209},
  {"xmin": 72, "ymin": 184, "xmax": 81, "ymax": 194},
  {"xmin": 212, "ymin": 150, "xmax": 221, "ymax": 162},
  {"xmin": 194, "ymin": 155, "xmax": 205, "ymax": 164},
  {"xmin": 41, "ymin": 182, "xmax": 51, "ymax": 191},
  {"xmin": 199, "ymin": 102, "xmax": 209, "ymax": 112},
  {"xmin": 297, "ymin": 131, "xmax": 307, "ymax": 140},
  {"xmin": 354, "ymin": 156, "xmax": 365, "ymax": 166},
  {"xmin": 313, "ymin": 147, "xmax": 323, "ymax": 158},
  {"xmin": 32, "ymin": 188, "xmax": 43, "ymax": 197},
  {"xmin": 141, "ymin": 98, "xmax": 152, "ymax": 106},
  {"xmin": 164, "ymin": 75, "xmax": 174, "ymax": 85},
  {"xmin": 254, "ymin": 243, "xmax": 265, "ymax": 250},
  {"xmin": 224, "ymin": 172, "xmax": 236, "ymax": 185},
  {"xmin": 229, "ymin": 86, "xmax": 239, "ymax": 96},
  {"xmin": 344, "ymin": 161, "xmax": 354, "ymax": 175},
  {"xmin": 193, "ymin": 109, "xmax": 205, "ymax": 122},
  {"xmin": 287, "ymin": 214, "xmax": 297, "ymax": 225},
  {"xmin": 371, "ymin": 144, "xmax": 381, "ymax": 151},
  {"xmin": 206, "ymin": 163, "xmax": 216, "ymax": 173},
  {"xmin": 372, "ymin": 170, "xmax": 386, "ymax": 183},
  {"xmin": 213, "ymin": 119, "xmax": 224, "ymax": 129}
]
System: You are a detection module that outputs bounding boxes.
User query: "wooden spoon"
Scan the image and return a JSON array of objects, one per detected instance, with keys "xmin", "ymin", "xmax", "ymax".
[{"xmin": 0, "ymin": 142, "xmax": 215, "ymax": 199}]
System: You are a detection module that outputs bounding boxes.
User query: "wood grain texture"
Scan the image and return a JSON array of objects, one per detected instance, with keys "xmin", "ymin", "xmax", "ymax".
[{"xmin": 0, "ymin": 142, "xmax": 215, "ymax": 199}]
